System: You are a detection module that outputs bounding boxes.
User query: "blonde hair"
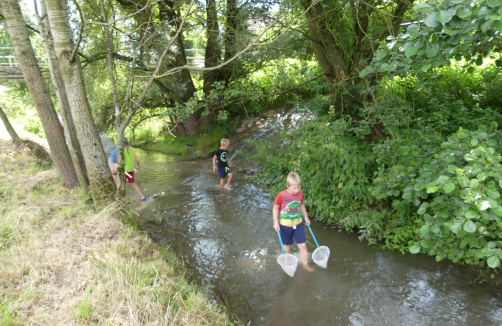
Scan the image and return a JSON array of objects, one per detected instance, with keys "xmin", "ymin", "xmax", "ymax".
[
  {"xmin": 286, "ymin": 172, "xmax": 301, "ymax": 187},
  {"xmin": 220, "ymin": 138, "xmax": 230, "ymax": 146}
]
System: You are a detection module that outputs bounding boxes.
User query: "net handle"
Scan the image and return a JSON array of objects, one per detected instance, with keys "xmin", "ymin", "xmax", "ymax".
[
  {"xmin": 303, "ymin": 214, "xmax": 320, "ymax": 248},
  {"xmin": 276, "ymin": 229, "xmax": 286, "ymax": 254}
]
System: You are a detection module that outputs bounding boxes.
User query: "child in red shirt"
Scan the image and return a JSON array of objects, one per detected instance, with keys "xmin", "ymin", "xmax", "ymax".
[{"xmin": 273, "ymin": 172, "xmax": 314, "ymax": 272}]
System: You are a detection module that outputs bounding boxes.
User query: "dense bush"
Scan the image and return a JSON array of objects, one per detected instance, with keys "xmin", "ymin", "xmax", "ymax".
[{"xmin": 251, "ymin": 64, "xmax": 502, "ymax": 270}]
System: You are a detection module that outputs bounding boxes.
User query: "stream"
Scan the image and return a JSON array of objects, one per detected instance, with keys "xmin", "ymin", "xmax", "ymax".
[{"xmin": 130, "ymin": 148, "xmax": 502, "ymax": 325}]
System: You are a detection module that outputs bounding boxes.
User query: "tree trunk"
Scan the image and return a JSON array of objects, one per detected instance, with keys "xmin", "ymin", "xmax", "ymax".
[
  {"xmin": 0, "ymin": 105, "xmax": 20, "ymax": 144},
  {"xmin": 221, "ymin": 0, "xmax": 238, "ymax": 84},
  {"xmin": 159, "ymin": 0, "xmax": 198, "ymax": 136},
  {"xmin": 1, "ymin": 0, "xmax": 79, "ymax": 188},
  {"xmin": 203, "ymin": 0, "xmax": 221, "ymax": 97},
  {"xmin": 37, "ymin": 0, "xmax": 89, "ymax": 193},
  {"xmin": 45, "ymin": 0, "xmax": 116, "ymax": 207}
]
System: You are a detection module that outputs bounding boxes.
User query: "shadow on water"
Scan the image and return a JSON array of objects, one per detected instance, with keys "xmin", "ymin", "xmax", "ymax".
[{"xmin": 129, "ymin": 109, "xmax": 502, "ymax": 325}]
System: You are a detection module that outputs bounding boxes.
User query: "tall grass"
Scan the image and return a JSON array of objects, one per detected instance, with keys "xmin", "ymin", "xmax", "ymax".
[{"xmin": 0, "ymin": 141, "xmax": 229, "ymax": 325}]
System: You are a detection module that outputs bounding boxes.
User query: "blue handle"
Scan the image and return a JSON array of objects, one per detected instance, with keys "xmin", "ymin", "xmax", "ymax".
[
  {"xmin": 303, "ymin": 215, "xmax": 320, "ymax": 248},
  {"xmin": 276, "ymin": 229, "xmax": 286, "ymax": 254}
]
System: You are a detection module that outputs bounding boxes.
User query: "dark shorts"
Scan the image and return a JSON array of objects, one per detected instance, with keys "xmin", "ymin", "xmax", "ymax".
[
  {"xmin": 279, "ymin": 222, "xmax": 306, "ymax": 245},
  {"xmin": 109, "ymin": 148, "xmax": 118, "ymax": 164},
  {"xmin": 125, "ymin": 171, "xmax": 135, "ymax": 183},
  {"xmin": 217, "ymin": 167, "xmax": 231, "ymax": 178}
]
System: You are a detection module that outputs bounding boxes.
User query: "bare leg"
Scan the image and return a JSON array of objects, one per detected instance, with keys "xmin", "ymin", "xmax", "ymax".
[
  {"xmin": 283, "ymin": 244, "xmax": 291, "ymax": 254},
  {"xmin": 220, "ymin": 178, "xmax": 225, "ymax": 189},
  {"xmin": 225, "ymin": 173, "xmax": 233, "ymax": 190},
  {"xmin": 129, "ymin": 182, "xmax": 145, "ymax": 199},
  {"xmin": 298, "ymin": 243, "xmax": 314, "ymax": 272},
  {"xmin": 109, "ymin": 163, "xmax": 118, "ymax": 185}
]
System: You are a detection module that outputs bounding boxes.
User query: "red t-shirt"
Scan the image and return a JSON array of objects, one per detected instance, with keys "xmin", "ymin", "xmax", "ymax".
[{"xmin": 274, "ymin": 190, "xmax": 303, "ymax": 221}]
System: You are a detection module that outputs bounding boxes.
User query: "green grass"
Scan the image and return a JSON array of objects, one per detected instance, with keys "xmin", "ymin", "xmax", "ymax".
[{"xmin": 136, "ymin": 129, "xmax": 225, "ymax": 156}]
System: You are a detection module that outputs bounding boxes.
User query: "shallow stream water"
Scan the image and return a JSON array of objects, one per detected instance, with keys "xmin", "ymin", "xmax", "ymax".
[{"xmin": 130, "ymin": 148, "xmax": 502, "ymax": 326}]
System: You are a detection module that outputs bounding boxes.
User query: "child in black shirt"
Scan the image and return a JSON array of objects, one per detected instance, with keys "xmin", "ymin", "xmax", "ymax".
[{"xmin": 213, "ymin": 138, "xmax": 233, "ymax": 190}]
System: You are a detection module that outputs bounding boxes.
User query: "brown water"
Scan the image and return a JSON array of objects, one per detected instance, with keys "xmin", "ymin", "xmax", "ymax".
[{"xmin": 132, "ymin": 148, "xmax": 502, "ymax": 325}]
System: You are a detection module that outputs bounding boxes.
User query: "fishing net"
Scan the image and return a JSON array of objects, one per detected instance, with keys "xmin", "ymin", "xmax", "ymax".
[
  {"xmin": 277, "ymin": 254, "xmax": 298, "ymax": 277},
  {"xmin": 312, "ymin": 246, "xmax": 330, "ymax": 268}
]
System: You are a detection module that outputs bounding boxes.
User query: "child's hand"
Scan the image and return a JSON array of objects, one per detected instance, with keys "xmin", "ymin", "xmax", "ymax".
[
  {"xmin": 273, "ymin": 221, "xmax": 280, "ymax": 231},
  {"xmin": 229, "ymin": 162, "xmax": 233, "ymax": 167},
  {"xmin": 304, "ymin": 217, "xmax": 311, "ymax": 225},
  {"xmin": 213, "ymin": 166, "xmax": 216, "ymax": 172}
]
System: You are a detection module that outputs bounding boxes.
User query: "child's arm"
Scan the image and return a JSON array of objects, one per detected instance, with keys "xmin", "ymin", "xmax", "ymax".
[
  {"xmin": 273, "ymin": 204, "xmax": 280, "ymax": 230},
  {"xmin": 228, "ymin": 156, "xmax": 233, "ymax": 167},
  {"xmin": 300, "ymin": 202, "xmax": 310, "ymax": 225},
  {"xmin": 213, "ymin": 155, "xmax": 217, "ymax": 172},
  {"xmin": 134, "ymin": 155, "xmax": 140, "ymax": 172}
]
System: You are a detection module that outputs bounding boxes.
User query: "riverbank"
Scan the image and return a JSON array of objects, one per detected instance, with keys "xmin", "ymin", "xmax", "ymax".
[{"xmin": 0, "ymin": 140, "xmax": 229, "ymax": 325}]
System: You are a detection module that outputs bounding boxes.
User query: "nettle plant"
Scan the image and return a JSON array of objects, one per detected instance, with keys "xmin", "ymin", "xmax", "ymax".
[{"xmin": 375, "ymin": 123, "xmax": 502, "ymax": 268}]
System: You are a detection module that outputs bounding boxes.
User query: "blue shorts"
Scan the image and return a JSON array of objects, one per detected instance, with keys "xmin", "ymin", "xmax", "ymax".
[
  {"xmin": 109, "ymin": 148, "xmax": 118, "ymax": 164},
  {"xmin": 279, "ymin": 222, "xmax": 306, "ymax": 245},
  {"xmin": 217, "ymin": 167, "xmax": 231, "ymax": 178}
]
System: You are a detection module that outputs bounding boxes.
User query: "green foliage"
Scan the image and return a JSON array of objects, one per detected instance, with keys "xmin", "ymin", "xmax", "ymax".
[{"xmin": 362, "ymin": 0, "xmax": 502, "ymax": 80}]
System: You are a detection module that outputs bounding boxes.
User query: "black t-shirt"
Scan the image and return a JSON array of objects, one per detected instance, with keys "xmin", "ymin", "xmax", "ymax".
[{"xmin": 214, "ymin": 148, "xmax": 229, "ymax": 168}]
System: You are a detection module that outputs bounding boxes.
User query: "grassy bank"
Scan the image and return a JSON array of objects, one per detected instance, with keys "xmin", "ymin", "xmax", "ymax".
[
  {"xmin": 0, "ymin": 140, "xmax": 229, "ymax": 325},
  {"xmin": 132, "ymin": 127, "xmax": 225, "ymax": 157}
]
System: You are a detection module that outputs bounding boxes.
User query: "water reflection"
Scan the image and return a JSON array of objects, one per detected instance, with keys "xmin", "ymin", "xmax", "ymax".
[{"xmin": 132, "ymin": 148, "xmax": 502, "ymax": 326}]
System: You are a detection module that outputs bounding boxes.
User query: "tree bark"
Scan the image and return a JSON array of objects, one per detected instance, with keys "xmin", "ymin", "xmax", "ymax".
[
  {"xmin": 0, "ymin": 105, "xmax": 20, "ymax": 144},
  {"xmin": 1, "ymin": 0, "xmax": 79, "ymax": 188},
  {"xmin": 221, "ymin": 0, "xmax": 238, "ymax": 84},
  {"xmin": 36, "ymin": 0, "xmax": 89, "ymax": 193},
  {"xmin": 45, "ymin": 0, "xmax": 116, "ymax": 207},
  {"xmin": 203, "ymin": 0, "xmax": 221, "ymax": 97}
]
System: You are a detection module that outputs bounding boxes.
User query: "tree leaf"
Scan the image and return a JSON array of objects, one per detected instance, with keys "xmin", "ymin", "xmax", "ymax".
[
  {"xmin": 425, "ymin": 12, "xmax": 440, "ymax": 27},
  {"xmin": 375, "ymin": 49, "xmax": 388, "ymax": 61},
  {"xmin": 487, "ymin": 189, "xmax": 501, "ymax": 199},
  {"xmin": 465, "ymin": 153, "xmax": 477, "ymax": 161},
  {"xmin": 436, "ymin": 10, "xmax": 453, "ymax": 24},
  {"xmin": 404, "ymin": 43, "xmax": 420, "ymax": 57},
  {"xmin": 427, "ymin": 186, "xmax": 439, "ymax": 193},
  {"xmin": 450, "ymin": 223, "xmax": 463, "ymax": 234},
  {"xmin": 471, "ymin": 138, "xmax": 479, "ymax": 146},
  {"xmin": 410, "ymin": 243, "xmax": 421, "ymax": 254},
  {"xmin": 457, "ymin": 6, "xmax": 471, "ymax": 18},
  {"xmin": 443, "ymin": 182, "xmax": 455, "ymax": 193},
  {"xmin": 418, "ymin": 203, "xmax": 428, "ymax": 215},
  {"xmin": 413, "ymin": 2, "xmax": 431, "ymax": 10},
  {"xmin": 488, "ymin": 0, "xmax": 501, "ymax": 8},
  {"xmin": 465, "ymin": 210, "xmax": 479, "ymax": 219},
  {"xmin": 488, "ymin": 256, "xmax": 501, "ymax": 268},
  {"xmin": 470, "ymin": 179, "xmax": 480, "ymax": 189},
  {"xmin": 463, "ymin": 220, "xmax": 477, "ymax": 233}
]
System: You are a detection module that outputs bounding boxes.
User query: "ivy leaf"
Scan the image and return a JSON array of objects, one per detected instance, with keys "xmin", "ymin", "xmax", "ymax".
[
  {"xmin": 436, "ymin": 10, "xmax": 453, "ymax": 24},
  {"xmin": 424, "ymin": 12, "xmax": 440, "ymax": 27},
  {"xmin": 463, "ymin": 220, "xmax": 477, "ymax": 233},
  {"xmin": 443, "ymin": 182, "xmax": 455, "ymax": 193},
  {"xmin": 488, "ymin": 256, "xmax": 501, "ymax": 268},
  {"xmin": 410, "ymin": 244, "xmax": 421, "ymax": 254}
]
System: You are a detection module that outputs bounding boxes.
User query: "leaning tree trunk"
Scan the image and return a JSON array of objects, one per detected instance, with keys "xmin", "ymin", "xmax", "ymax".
[
  {"xmin": 45, "ymin": 0, "xmax": 116, "ymax": 207},
  {"xmin": 36, "ymin": 0, "xmax": 89, "ymax": 193},
  {"xmin": 0, "ymin": 105, "xmax": 20, "ymax": 144},
  {"xmin": 203, "ymin": 0, "xmax": 221, "ymax": 97},
  {"xmin": 221, "ymin": 0, "xmax": 238, "ymax": 84},
  {"xmin": 1, "ymin": 0, "xmax": 79, "ymax": 188}
]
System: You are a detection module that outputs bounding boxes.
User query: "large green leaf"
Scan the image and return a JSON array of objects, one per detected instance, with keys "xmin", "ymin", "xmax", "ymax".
[
  {"xmin": 456, "ymin": 6, "xmax": 471, "ymax": 18},
  {"xmin": 450, "ymin": 223, "xmax": 463, "ymax": 234},
  {"xmin": 413, "ymin": 2, "xmax": 431, "ymax": 10},
  {"xmin": 487, "ymin": 256, "xmax": 501, "ymax": 268},
  {"xmin": 488, "ymin": 0, "xmax": 501, "ymax": 8},
  {"xmin": 375, "ymin": 49, "xmax": 388, "ymax": 61},
  {"xmin": 404, "ymin": 43, "xmax": 420, "ymax": 57},
  {"xmin": 427, "ymin": 186, "xmax": 439, "ymax": 193},
  {"xmin": 409, "ymin": 244, "xmax": 421, "ymax": 254},
  {"xmin": 465, "ymin": 210, "xmax": 479, "ymax": 219},
  {"xmin": 443, "ymin": 183, "xmax": 455, "ymax": 193},
  {"xmin": 463, "ymin": 220, "xmax": 477, "ymax": 233},
  {"xmin": 436, "ymin": 10, "xmax": 453, "ymax": 24},
  {"xmin": 487, "ymin": 189, "xmax": 501, "ymax": 199},
  {"xmin": 424, "ymin": 12, "xmax": 440, "ymax": 27}
]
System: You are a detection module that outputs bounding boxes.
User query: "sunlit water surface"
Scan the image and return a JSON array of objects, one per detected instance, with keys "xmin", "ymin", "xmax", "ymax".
[{"xmin": 128, "ymin": 148, "xmax": 502, "ymax": 326}]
